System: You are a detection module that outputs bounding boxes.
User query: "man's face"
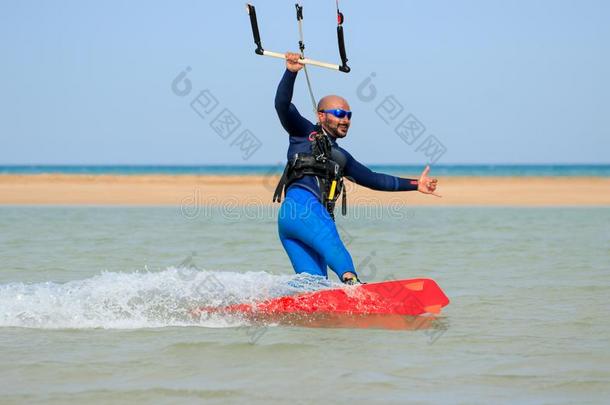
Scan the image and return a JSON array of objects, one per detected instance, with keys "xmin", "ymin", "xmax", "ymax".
[{"xmin": 318, "ymin": 99, "xmax": 351, "ymax": 139}]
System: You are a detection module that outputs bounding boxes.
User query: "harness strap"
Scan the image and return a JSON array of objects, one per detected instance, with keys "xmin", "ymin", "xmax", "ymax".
[
  {"xmin": 273, "ymin": 162, "xmax": 291, "ymax": 203},
  {"xmin": 342, "ymin": 180, "xmax": 347, "ymax": 215}
]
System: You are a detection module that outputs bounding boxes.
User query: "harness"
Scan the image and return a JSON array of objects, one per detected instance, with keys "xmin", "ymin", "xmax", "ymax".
[{"xmin": 273, "ymin": 128, "xmax": 347, "ymax": 220}]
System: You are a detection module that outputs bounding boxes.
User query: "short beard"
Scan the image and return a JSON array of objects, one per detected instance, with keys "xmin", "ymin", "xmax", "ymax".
[
  {"xmin": 334, "ymin": 129, "xmax": 347, "ymax": 138},
  {"xmin": 321, "ymin": 122, "xmax": 348, "ymax": 139}
]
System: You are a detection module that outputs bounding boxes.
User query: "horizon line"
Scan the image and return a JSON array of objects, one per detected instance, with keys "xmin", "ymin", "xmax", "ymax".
[{"xmin": 2, "ymin": 162, "xmax": 610, "ymax": 167}]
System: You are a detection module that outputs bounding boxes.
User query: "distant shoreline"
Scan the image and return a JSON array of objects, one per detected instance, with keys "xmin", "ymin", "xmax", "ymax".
[
  {"xmin": 1, "ymin": 174, "xmax": 609, "ymax": 206},
  {"xmin": 1, "ymin": 164, "xmax": 609, "ymax": 177}
]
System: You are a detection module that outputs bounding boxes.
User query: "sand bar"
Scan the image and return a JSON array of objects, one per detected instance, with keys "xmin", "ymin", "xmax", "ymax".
[{"xmin": 0, "ymin": 174, "xmax": 609, "ymax": 206}]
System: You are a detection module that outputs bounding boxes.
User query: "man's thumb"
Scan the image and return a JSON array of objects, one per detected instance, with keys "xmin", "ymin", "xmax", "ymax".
[{"xmin": 421, "ymin": 165, "xmax": 430, "ymax": 178}]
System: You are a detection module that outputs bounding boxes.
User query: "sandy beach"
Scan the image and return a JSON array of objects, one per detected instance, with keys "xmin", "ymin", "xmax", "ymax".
[{"xmin": 1, "ymin": 174, "xmax": 609, "ymax": 206}]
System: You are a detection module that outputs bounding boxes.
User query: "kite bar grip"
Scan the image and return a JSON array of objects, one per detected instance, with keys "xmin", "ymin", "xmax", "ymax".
[{"xmin": 261, "ymin": 50, "xmax": 343, "ymax": 71}]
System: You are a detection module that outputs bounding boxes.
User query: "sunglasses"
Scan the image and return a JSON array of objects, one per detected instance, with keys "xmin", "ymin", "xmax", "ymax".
[{"xmin": 318, "ymin": 109, "xmax": 352, "ymax": 120}]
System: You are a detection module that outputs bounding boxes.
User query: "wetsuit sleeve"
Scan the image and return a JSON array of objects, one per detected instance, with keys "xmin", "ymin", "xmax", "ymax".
[
  {"xmin": 343, "ymin": 150, "xmax": 419, "ymax": 191},
  {"xmin": 275, "ymin": 69, "xmax": 314, "ymax": 136}
]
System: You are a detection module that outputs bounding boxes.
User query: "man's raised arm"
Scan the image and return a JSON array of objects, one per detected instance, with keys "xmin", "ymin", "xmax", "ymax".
[{"xmin": 274, "ymin": 53, "xmax": 314, "ymax": 136}]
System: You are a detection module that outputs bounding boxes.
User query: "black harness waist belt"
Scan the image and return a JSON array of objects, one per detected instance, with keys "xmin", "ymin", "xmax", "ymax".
[{"xmin": 273, "ymin": 153, "xmax": 347, "ymax": 219}]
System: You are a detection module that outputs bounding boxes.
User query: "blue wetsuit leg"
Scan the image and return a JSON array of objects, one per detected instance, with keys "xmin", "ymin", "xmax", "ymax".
[
  {"xmin": 278, "ymin": 186, "xmax": 356, "ymax": 280},
  {"xmin": 279, "ymin": 237, "xmax": 327, "ymax": 278}
]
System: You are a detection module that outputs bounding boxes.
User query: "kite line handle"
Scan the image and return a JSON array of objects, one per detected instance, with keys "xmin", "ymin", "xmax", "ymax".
[
  {"xmin": 245, "ymin": 3, "xmax": 350, "ymax": 73},
  {"xmin": 258, "ymin": 50, "xmax": 343, "ymax": 71}
]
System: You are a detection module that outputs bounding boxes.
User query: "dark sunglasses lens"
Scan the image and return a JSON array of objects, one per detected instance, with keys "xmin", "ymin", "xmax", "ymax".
[{"xmin": 333, "ymin": 109, "xmax": 351, "ymax": 119}]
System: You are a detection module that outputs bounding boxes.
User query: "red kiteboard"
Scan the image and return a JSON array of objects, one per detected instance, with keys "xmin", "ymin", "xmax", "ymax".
[{"xmin": 196, "ymin": 278, "xmax": 449, "ymax": 318}]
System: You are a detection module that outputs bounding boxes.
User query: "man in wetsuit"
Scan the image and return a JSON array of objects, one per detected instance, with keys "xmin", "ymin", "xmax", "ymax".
[{"xmin": 275, "ymin": 53, "xmax": 439, "ymax": 284}]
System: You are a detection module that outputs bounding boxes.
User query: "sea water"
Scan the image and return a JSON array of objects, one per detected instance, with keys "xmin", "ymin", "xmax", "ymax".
[
  {"xmin": 0, "ymin": 206, "xmax": 609, "ymax": 404},
  {"xmin": 2, "ymin": 164, "xmax": 610, "ymax": 177}
]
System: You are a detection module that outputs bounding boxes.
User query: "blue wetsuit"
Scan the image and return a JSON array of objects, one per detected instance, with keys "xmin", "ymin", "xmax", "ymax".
[{"xmin": 276, "ymin": 69, "xmax": 419, "ymax": 280}]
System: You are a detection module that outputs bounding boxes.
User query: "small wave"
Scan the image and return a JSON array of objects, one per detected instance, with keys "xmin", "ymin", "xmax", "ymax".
[{"xmin": 0, "ymin": 268, "xmax": 334, "ymax": 329}]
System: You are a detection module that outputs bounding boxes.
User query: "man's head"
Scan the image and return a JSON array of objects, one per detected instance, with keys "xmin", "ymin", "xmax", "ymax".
[{"xmin": 317, "ymin": 95, "xmax": 351, "ymax": 139}]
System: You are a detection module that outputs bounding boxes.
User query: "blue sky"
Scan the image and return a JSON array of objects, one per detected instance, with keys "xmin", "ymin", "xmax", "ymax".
[{"xmin": 0, "ymin": 0, "xmax": 608, "ymax": 164}]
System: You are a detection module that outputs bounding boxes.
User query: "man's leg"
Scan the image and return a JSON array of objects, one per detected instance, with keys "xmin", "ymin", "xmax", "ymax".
[
  {"xmin": 296, "ymin": 207, "xmax": 356, "ymax": 281},
  {"xmin": 278, "ymin": 187, "xmax": 356, "ymax": 281},
  {"xmin": 279, "ymin": 237, "xmax": 327, "ymax": 277}
]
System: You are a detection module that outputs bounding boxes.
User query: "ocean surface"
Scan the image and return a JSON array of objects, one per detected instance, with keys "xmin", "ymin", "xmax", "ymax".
[
  {"xmin": 1, "ymin": 206, "xmax": 609, "ymax": 404},
  {"xmin": 1, "ymin": 164, "xmax": 610, "ymax": 177}
]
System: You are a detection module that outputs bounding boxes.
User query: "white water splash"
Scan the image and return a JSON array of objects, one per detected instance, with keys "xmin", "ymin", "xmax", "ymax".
[{"xmin": 0, "ymin": 268, "xmax": 335, "ymax": 329}]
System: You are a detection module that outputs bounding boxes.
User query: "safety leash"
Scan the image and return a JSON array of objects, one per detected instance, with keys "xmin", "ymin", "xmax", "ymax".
[{"xmin": 295, "ymin": 3, "xmax": 318, "ymax": 119}]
